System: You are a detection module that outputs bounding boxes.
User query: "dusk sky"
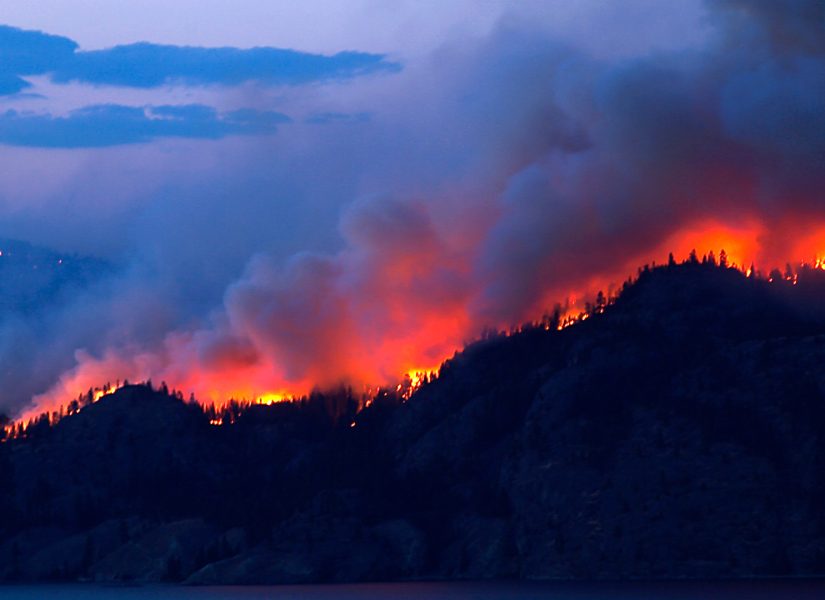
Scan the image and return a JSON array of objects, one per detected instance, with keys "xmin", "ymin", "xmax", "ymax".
[
  {"xmin": 0, "ymin": 0, "xmax": 823, "ymax": 417},
  {"xmin": 1, "ymin": 1, "xmax": 708, "ymax": 56}
]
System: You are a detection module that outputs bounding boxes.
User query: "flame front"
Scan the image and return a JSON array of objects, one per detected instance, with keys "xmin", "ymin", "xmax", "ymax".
[
  {"xmin": 19, "ymin": 215, "xmax": 825, "ymax": 427},
  {"xmin": 2, "ymin": 0, "xmax": 824, "ymax": 431}
]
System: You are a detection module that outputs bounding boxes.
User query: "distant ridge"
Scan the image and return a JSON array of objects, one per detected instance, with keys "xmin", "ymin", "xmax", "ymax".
[{"xmin": 0, "ymin": 236, "xmax": 110, "ymax": 314}]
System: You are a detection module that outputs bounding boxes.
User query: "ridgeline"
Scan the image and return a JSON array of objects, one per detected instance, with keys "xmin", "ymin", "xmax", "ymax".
[{"xmin": 3, "ymin": 259, "xmax": 825, "ymax": 582}]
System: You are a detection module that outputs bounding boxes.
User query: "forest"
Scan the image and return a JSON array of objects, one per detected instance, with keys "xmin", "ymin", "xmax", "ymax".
[{"xmin": 4, "ymin": 254, "xmax": 825, "ymax": 582}]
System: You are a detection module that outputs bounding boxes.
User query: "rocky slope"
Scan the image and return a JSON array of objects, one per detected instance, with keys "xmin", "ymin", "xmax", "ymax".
[{"xmin": 3, "ymin": 261, "xmax": 825, "ymax": 582}]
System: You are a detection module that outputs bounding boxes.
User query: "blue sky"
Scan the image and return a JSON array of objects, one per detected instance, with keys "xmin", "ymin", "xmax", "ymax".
[
  {"xmin": 0, "ymin": 0, "xmax": 711, "ymax": 149},
  {"xmin": 0, "ymin": 1, "xmax": 709, "ymax": 56}
]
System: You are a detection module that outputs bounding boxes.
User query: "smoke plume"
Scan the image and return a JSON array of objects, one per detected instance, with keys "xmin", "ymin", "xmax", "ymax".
[{"xmin": 10, "ymin": 0, "xmax": 825, "ymax": 417}]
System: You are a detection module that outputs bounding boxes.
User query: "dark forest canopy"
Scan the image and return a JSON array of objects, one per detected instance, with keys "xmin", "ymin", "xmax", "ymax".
[{"xmin": 4, "ymin": 256, "xmax": 825, "ymax": 583}]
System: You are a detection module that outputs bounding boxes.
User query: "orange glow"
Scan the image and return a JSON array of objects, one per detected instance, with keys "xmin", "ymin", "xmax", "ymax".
[
  {"xmin": 16, "ymin": 218, "xmax": 825, "ymax": 428},
  {"xmin": 93, "ymin": 388, "xmax": 113, "ymax": 402},
  {"xmin": 530, "ymin": 220, "xmax": 766, "ymax": 326},
  {"xmin": 657, "ymin": 221, "xmax": 763, "ymax": 270}
]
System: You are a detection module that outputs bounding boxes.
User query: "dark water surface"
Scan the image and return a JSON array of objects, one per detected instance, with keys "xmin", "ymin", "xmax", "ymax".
[{"xmin": 0, "ymin": 580, "xmax": 824, "ymax": 599}]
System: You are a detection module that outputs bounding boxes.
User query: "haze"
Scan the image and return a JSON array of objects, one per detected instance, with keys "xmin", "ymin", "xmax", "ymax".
[{"xmin": 0, "ymin": 0, "xmax": 822, "ymax": 417}]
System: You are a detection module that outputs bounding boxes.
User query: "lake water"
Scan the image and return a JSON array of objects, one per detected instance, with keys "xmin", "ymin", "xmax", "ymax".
[{"xmin": 0, "ymin": 580, "xmax": 824, "ymax": 599}]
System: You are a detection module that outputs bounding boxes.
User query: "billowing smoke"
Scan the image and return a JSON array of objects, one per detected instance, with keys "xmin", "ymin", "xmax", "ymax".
[{"xmin": 10, "ymin": 0, "xmax": 825, "ymax": 417}]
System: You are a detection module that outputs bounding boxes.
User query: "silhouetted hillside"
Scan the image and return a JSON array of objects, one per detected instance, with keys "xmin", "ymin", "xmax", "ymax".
[{"xmin": 4, "ymin": 260, "xmax": 825, "ymax": 582}]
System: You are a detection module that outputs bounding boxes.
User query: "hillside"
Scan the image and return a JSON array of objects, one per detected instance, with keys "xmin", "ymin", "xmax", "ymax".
[{"xmin": 3, "ymin": 260, "xmax": 825, "ymax": 582}]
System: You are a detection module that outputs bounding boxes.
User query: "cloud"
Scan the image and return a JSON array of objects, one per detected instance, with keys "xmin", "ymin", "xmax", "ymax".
[
  {"xmin": 0, "ymin": 104, "xmax": 291, "ymax": 147},
  {"xmin": 55, "ymin": 44, "xmax": 400, "ymax": 88},
  {"xmin": 0, "ymin": 26, "xmax": 75, "ymax": 95},
  {"xmin": 0, "ymin": 25, "xmax": 400, "ymax": 95},
  {"xmin": 0, "ymin": 25, "xmax": 76, "ymax": 74},
  {"xmin": 0, "ymin": 74, "xmax": 31, "ymax": 95},
  {"xmin": 305, "ymin": 112, "xmax": 371, "ymax": 124}
]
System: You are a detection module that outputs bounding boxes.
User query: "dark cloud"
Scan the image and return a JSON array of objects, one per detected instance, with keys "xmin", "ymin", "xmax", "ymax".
[
  {"xmin": 55, "ymin": 44, "xmax": 400, "ymax": 88},
  {"xmin": 0, "ymin": 74, "xmax": 31, "ymax": 95},
  {"xmin": 0, "ymin": 26, "xmax": 75, "ymax": 94},
  {"xmin": 0, "ymin": 25, "xmax": 400, "ymax": 95},
  {"xmin": 0, "ymin": 104, "xmax": 291, "ymax": 147},
  {"xmin": 710, "ymin": 0, "xmax": 825, "ymax": 53},
  {"xmin": 0, "ymin": 25, "xmax": 76, "ymax": 75}
]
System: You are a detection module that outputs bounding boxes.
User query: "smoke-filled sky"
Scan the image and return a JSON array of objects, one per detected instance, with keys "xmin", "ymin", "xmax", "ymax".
[{"xmin": 1, "ymin": 0, "xmax": 824, "ymax": 417}]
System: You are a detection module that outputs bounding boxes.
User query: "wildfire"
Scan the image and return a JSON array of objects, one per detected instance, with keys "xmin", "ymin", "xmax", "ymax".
[
  {"xmin": 397, "ymin": 369, "xmax": 434, "ymax": 400},
  {"xmin": 11, "ymin": 218, "xmax": 825, "ymax": 434},
  {"xmin": 93, "ymin": 388, "xmax": 114, "ymax": 403},
  {"xmin": 3, "ymin": 381, "xmax": 124, "ymax": 440}
]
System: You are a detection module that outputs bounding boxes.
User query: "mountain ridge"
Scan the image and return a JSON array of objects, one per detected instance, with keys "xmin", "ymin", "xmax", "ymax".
[{"xmin": 3, "ymin": 259, "xmax": 825, "ymax": 582}]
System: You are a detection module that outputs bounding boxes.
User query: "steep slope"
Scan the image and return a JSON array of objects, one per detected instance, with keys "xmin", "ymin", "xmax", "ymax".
[
  {"xmin": 3, "ymin": 261, "xmax": 825, "ymax": 582},
  {"xmin": 383, "ymin": 263, "xmax": 825, "ymax": 578}
]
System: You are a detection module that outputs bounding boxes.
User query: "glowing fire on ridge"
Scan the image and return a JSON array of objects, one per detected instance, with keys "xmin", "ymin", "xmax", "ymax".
[{"xmin": 11, "ymin": 220, "xmax": 825, "ymax": 431}]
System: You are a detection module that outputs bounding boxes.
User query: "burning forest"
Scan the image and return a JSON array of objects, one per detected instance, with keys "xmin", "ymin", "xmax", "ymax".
[
  {"xmin": 8, "ymin": 244, "xmax": 825, "ymax": 435},
  {"xmin": 1, "ymin": 0, "xmax": 825, "ymax": 587},
  {"xmin": 5, "ymin": 258, "xmax": 825, "ymax": 582},
  {"xmin": 0, "ymin": 0, "xmax": 823, "ymax": 426}
]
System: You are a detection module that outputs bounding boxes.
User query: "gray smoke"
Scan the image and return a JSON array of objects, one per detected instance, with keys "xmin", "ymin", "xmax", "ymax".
[{"xmin": 5, "ymin": 0, "xmax": 825, "ymax": 417}]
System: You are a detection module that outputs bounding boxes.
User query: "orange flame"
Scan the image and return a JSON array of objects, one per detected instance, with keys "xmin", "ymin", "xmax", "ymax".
[{"xmin": 15, "ymin": 219, "xmax": 825, "ymax": 426}]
